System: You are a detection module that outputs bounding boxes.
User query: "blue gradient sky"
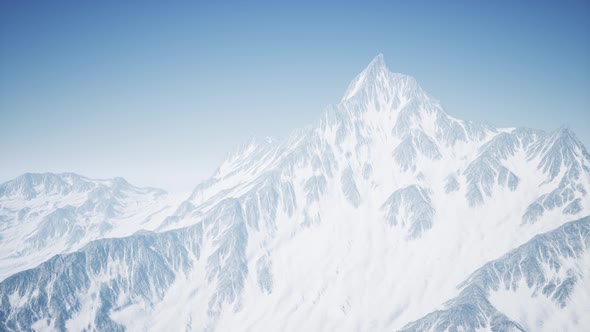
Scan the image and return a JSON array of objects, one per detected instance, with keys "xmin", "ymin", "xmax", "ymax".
[{"xmin": 1, "ymin": 0, "xmax": 589, "ymax": 192}]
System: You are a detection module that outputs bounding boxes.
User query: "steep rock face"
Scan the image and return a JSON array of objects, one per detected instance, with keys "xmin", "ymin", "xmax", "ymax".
[
  {"xmin": 522, "ymin": 128, "xmax": 590, "ymax": 224},
  {"xmin": 0, "ymin": 224, "xmax": 203, "ymax": 331},
  {"xmin": 401, "ymin": 217, "xmax": 590, "ymax": 332},
  {"xmin": 304, "ymin": 175, "xmax": 327, "ymax": 204},
  {"xmin": 204, "ymin": 199, "xmax": 248, "ymax": 318},
  {"xmin": 0, "ymin": 173, "xmax": 175, "ymax": 281},
  {"xmin": 463, "ymin": 129, "xmax": 537, "ymax": 206},
  {"xmin": 444, "ymin": 174, "xmax": 460, "ymax": 193},
  {"xmin": 0, "ymin": 55, "xmax": 589, "ymax": 331},
  {"xmin": 393, "ymin": 130, "xmax": 441, "ymax": 172},
  {"xmin": 528, "ymin": 127, "xmax": 590, "ymax": 181},
  {"xmin": 340, "ymin": 167, "xmax": 361, "ymax": 208},
  {"xmin": 381, "ymin": 185, "xmax": 434, "ymax": 239}
]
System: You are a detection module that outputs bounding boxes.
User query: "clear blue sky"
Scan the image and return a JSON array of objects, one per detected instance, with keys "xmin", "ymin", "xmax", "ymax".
[{"xmin": 1, "ymin": 0, "xmax": 589, "ymax": 192}]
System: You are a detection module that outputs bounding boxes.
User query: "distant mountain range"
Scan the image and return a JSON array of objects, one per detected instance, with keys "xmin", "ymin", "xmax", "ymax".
[{"xmin": 1, "ymin": 54, "xmax": 589, "ymax": 331}]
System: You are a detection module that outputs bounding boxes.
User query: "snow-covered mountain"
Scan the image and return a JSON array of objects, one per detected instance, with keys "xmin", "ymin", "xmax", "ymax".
[
  {"xmin": 0, "ymin": 173, "xmax": 181, "ymax": 281},
  {"xmin": 0, "ymin": 54, "xmax": 589, "ymax": 331}
]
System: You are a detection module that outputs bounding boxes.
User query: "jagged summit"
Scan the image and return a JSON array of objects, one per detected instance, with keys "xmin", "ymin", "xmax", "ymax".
[
  {"xmin": 0, "ymin": 56, "xmax": 589, "ymax": 332},
  {"xmin": 341, "ymin": 54, "xmax": 420, "ymax": 103},
  {"xmin": 360, "ymin": 53, "xmax": 387, "ymax": 75}
]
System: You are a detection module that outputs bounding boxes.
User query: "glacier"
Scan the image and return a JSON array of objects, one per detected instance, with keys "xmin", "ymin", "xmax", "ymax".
[{"xmin": 0, "ymin": 54, "xmax": 589, "ymax": 331}]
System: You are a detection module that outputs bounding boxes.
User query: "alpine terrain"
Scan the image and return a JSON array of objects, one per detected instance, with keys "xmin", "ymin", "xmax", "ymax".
[{"xmin": 1, "ymin": 54, "xmax": 589, "ymax": 331}]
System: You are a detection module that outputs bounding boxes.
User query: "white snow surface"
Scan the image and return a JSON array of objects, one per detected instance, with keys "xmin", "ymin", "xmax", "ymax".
[
  {"xmin": 0, "ymin": 173, "xmax": 184, "ymax": 281},
  {"xmin": 1, "ymin": 55, "xmax": 589, "ymax": 332}
]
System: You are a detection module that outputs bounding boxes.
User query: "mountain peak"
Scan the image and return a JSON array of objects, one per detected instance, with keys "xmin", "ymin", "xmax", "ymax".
[
  {"xmin": 555, "ymin": 124, "xmax": 575, "ymax": 139},
  {"xmin": 548, "ymin": 125, "xmax": 583, "ymax": 151},
  {"xmin": 3, "ymin": 55, "xmax": 590, "ymax": 332},
  {"xmin": 366, "ymin": 53, "xmax": 386, "ymax": 71},
  {"xmin": 341, "ymin": 54, "xmax": 420, "ymax": 103},
  {"xmin": 341, "ymin": 54, "xmax": 389, "ymax": 101}
]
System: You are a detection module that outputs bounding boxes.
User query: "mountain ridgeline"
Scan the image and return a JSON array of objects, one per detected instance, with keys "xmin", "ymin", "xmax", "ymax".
[{"xmin": 0, "ymin": 55, "xmax": 589, "ymax": 331}]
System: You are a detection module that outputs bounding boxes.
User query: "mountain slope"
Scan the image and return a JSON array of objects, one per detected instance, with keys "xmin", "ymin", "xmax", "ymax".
[
  {"xmin": 401, "ymin": 217, "xmax": 590, "ymax": 332},
  {"xmin": 0, "ymin": 173, "xmax": 180, "ymax": 281},
  {"xmin": 0, "ymin": 55, "xmax": 589, "ymax": 331}
]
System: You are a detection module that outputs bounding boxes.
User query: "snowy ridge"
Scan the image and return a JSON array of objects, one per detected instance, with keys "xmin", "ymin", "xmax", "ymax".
[
  {"xmin": 463, "ymin": 129, "xmax": 533, "ymax": 206},
  {"xmin": 523, "ymin": 127, "xmax": 590, "ymax": 224},
  {"xmin": 381, "ymin": 185, "xmax": 434, "ymax": 239},
  {"xmin": 0, "ymin": 173, "xmax": 180, "ymax": 281},
  {"xmin": 401, "ymin": 216, "xmax": 590, "ymax": 331},
  {"xmin": 0, "ymin": 55, "xmax": 589, "ymax": 331},
  {"xmin": 0, "ymin": 223, "xmax": 203, "ymax": 331}
]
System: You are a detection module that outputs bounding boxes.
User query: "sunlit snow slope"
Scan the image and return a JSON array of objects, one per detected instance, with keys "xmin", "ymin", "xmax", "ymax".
[{"xmin": 1, "ymin": 55, "xmax": 589, "ymax": 331}]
